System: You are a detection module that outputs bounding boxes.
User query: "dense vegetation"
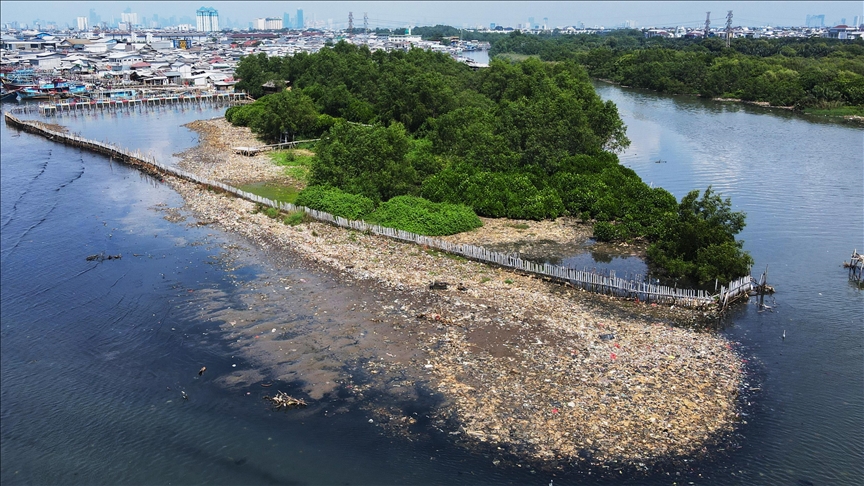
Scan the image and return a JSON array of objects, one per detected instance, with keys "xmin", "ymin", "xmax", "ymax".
[
  {"xmin": 491, "ymin": 30, "xmax": 864, "ymax": 111},
  {"xmin": 227, "ymin": 41, "xmax": 752, "ymax": 283}
]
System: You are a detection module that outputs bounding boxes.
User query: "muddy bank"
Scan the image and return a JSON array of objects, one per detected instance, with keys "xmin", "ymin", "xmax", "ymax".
[{"xmin": 162, "ymin": 117, "xmax": 744, "ymax": 468}]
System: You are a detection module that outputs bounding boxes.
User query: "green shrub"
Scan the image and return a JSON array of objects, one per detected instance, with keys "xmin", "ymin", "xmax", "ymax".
[
  {"xmin": 283, "ymin": 210, "xmax": 309, "ymax": 226},
  {"xmin": 365, "ymin": 195, "xmax": 482, "ymax": 236},
  {"xmin": 295, "ymin": 185, "xmax": 376, "ymax": 220},
  {"xmin": 593, "ymin": 221, "xmax": 617, "ymax": 242}
]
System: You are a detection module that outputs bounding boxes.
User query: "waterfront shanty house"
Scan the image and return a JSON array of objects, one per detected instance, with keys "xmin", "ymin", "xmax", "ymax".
[
  {"xmin": 169, "ymin": 62, "xmax": 193, "ymax": 77},
  {"xmin": 163, "ymin": 71, "xmax": 182, "ymax": 84},
  {"xmin": 29, "ymin": 51, "xmax": 64, "ymax": 69},
  {"xmin": 57, "ymin": 38, "xmax": 93, "ymax": 51},
  {"xmin": 1, "ymin": 37, "xmax": 59, "ymax": 52},
  {"xmin": 107, "ymin": 52, "xmax": 144, "ymax": 71},
  {"xmin": 213, "ymin": 80, "xmax": 237, "ymax": 92}
]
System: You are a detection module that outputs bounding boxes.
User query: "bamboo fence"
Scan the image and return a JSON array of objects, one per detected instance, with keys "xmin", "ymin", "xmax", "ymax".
[{"xmin": 4, "ymin": 111, "xmax": 756, "ymax": 310}]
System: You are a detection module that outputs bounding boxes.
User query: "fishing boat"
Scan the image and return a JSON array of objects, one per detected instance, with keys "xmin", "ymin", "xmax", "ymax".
[
  {"xmin": 16, "ymin": 80, "xmax": 91, "ymax": 100},
  {"xmin": 0, "ymin": 86, "xmax": 20, "ymax": 102}
]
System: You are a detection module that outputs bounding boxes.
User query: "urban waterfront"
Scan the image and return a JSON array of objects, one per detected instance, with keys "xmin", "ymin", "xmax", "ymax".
[{"xmin": 1, "ymin": 79, "xmax": 862, "ymax": 486}]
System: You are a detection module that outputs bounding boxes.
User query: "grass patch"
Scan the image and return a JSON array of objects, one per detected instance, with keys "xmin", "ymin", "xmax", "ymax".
[
  {"xmin": 494, "ymin": 53, "xmax": 542, "ymax": 62},
  {"xmin": 504, "ymin": 279, "xmax": 514, "ymax": 284},
  {"xmin": 507, "ymin": 223, "xmax": 530, "ymax": 230},
  {"xmin": 283, "ymin": 210, "xmax": 311, "ymax": 226},
  {"xmin": 295, "ymin": 185, "xmax": 376, "ymax": 220},
  {"xmin": 270, "ymin": 150, "xmax": 315, "ymax": 183},
  {"xmin": 423, "ymin": 247, "xmax": 467, "ymax": 262},
  {"xmin": 802, "ymin": 105, "xmax": 864, "ymax": 117},
  {"xmin": 480, "ymin": 276, "xmax": 491, "ymax": 284},
  {"xmin": 254, "ymin": 204, "xmax": 282, "ymax": 219}
]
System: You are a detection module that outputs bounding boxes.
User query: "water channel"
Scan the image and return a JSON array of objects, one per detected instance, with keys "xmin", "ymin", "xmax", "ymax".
[{"xmin": 1, "ymin": 80, "xmax": 862, "ymax": 485}]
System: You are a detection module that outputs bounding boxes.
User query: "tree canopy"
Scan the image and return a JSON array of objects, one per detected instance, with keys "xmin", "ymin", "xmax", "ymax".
[
  {"xmin": 490, "ymin": 30, "xmax": 864, "ymax": 110},
  {"xmin": 226, "ymin": 41, "xmax": 754, "ymax": 283}
]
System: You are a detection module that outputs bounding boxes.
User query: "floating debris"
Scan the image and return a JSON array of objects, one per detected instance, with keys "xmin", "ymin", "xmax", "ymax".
[
  {"xmin": 264, "ymin": 391, "xmax": 307, "ymax": 410},
  {"xmin": 168, "ymin": 117, "xmax": 745, "ymax": 468},
  {"xmin": 86, "ymin": 253, "xmax": 122, "ymax": 262}
]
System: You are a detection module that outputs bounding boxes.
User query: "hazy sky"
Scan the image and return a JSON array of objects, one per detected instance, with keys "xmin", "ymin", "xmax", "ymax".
[{"xmin": 1, "ymin": 1, "xmax": 862, "ymax": 30}]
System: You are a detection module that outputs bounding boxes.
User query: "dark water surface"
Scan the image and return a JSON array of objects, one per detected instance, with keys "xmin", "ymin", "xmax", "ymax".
[
  {"xmin": 592, "ymin": 82, "xmax": 864, "ymax": 485},
  {"xmin": 1, "ymin": 88, "xmax": 861, "ymax": 486},
  {"xmin": 1, "ymin": 104, "xmax": 555, "ymax": 486}
]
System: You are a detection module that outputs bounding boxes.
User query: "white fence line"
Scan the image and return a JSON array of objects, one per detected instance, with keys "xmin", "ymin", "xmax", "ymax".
[{"xmin": 4, "ymin": 111, "xmax": 755, "ymax": 309}]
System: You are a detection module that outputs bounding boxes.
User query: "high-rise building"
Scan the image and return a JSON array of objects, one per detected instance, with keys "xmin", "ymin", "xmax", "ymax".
[
  {"xmin": 806, "ymin": 14, "xmax": 825, "ymax": 28},
  {"xmin": 196, "ymin": 7, "xmax": 219, "ymax": 32},
  {"xmin": 76, "ymin": 16, "xmax": 88, "ymax": 31},
  {"xmin": 88, "ymin": 8, "xmax": 100, "ymax": 29},
  {"xmin": 283, "ymin": 12, "xmax": 291, "ymax": 30},
  {"xmin": 296, "ymin": 9, "xmax": 304, "ymax": 29},
  {"xmin": 121, "ymin": 11, "xmax": 138, "ymax": 27},
  {"xmin": 255, "ymin": 18, "xmax": 282, "ymax": 30}
]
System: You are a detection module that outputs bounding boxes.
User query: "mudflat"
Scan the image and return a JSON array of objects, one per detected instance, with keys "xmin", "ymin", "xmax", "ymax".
[{"xmin": 167, "ymin": 117, "xmax": 743, "ymax": 468}]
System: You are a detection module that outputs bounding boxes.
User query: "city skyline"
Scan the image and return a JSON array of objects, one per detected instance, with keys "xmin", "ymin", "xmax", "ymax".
[{"xmin": 1, "ymin": 1, "xmax": 862, "ymax": 30}]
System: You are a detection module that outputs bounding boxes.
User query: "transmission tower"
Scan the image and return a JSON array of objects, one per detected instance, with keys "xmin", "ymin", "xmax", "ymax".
[
  {"xmin": 725, "ymin": 10, "xmax": 733, "ymax": 47},
  {"xmin": 363, "ymin": 12, "xmax": 368, "ymax": 34},
  {"xmin": 348, "ymin": 11, "xmax": 353, "ymax": 35},
  {"xmin": 704, "ymin": 11, "xmax": 710, "ymax": 38}
]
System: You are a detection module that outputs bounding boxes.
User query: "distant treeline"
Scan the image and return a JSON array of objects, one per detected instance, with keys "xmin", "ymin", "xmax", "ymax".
[{"xmin": 490, "ymin": 30, "xmax": 864, "ymax": 111}]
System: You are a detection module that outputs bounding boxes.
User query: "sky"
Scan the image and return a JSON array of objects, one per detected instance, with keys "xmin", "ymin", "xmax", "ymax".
[{"xmin": 1, "ymin": 1, "xmax": 862, "ymax": 30}]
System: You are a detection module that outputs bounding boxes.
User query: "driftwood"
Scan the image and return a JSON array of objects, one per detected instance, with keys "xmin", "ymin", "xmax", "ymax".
[
  {"xmin": 264, "ymin": 390, "xmax": 307, "ymax": 410},
  {"xmin": 86, "ymin": 253, "xmax": 122, "ymax": 262}
]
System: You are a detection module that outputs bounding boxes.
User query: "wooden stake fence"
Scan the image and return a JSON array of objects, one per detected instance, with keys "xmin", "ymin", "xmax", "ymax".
[{"xmin": 4, "ymin": 111, "xmax": 757, "ymax": 310}]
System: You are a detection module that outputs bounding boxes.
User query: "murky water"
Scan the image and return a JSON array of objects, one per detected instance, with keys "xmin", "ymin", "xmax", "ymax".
[
  {"xmin": 592, "ymin": 82, "xmax": 864, "ymax": 485},
  {"xmin": 2, "ymin": 83, "xmax": 862, "ymax": 486}
]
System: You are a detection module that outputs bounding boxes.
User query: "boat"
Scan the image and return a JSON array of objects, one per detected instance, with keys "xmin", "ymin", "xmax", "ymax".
[
  {"xmin": 14, "ymin": 78, "xmax": 89, "ymax": 101},
  {"xmin": 0, "ymin": 87, "xmax": 20, "ymax": 102}
]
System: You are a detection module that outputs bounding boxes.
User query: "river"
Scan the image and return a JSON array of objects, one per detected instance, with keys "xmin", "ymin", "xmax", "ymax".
[
  {"xmin": 592, "ymin": 81, "xmax": 864, "ymax": 485},
  {"xmin": 1, "ymin": 85, "xmax": 861, "ymax": 486}
]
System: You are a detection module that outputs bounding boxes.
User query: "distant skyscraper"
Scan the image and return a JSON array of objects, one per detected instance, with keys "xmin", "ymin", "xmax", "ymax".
[
  {"xmin": 296, "ymin": 9, "xmax": 304, "ymax": 29},
  {"xmin": 854, "ymin": 15, "xmax": 861, "ymax": 28},
  {"xmin": 806, "ymin": 14, "xmax": 825, "ymax": 28},
  {"xmin": 196, "ymin": 7, "xmax": 219, "ymax": 32},
  {"xmin": 283, "ymin": 12, "xmax": 291, "ymax": 29},
  {"xmin": 76, "ymin": 16, "xmax": 88, "ymax": 31},
  {"xmin": 121, "ymin": 11, "xmax": 138, "ymax": 27},
  {"xmin": 88, "ymin": 8, "xmax": 100, "ymax": 29}
]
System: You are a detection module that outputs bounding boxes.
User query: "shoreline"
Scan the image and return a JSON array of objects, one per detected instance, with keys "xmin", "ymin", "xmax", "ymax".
[
  {"xmin": 594, "ymin": 78, "xmax": 864, "ymax": 124},
  {"xmin": 170, "ymin": 117, "xmax": 744, "ymax": 468}
]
